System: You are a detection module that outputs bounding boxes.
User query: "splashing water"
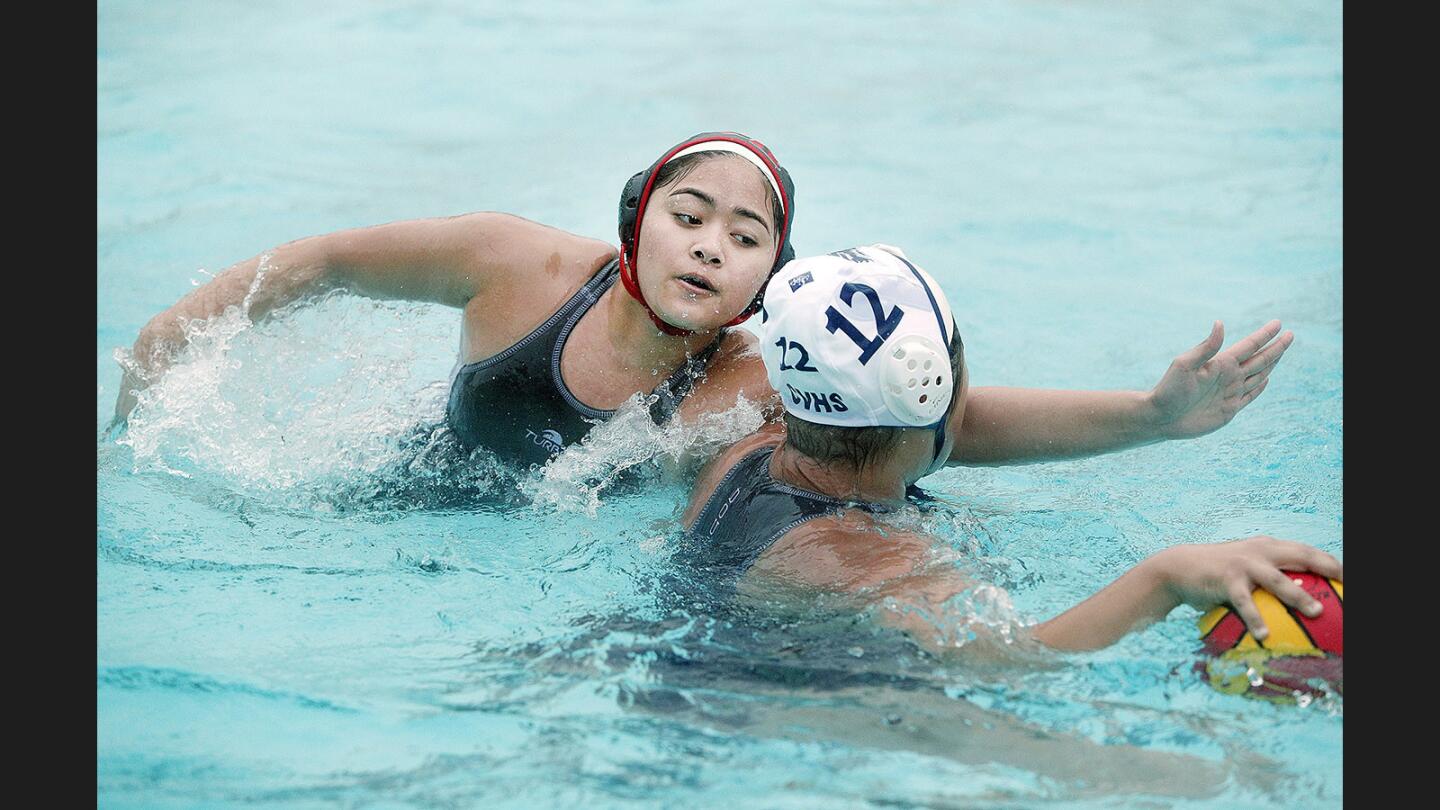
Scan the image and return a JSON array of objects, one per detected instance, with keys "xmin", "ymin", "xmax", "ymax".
[
  {"xmin": 523, "ymin": 392, "xmax": 767, "ymax": 517},
  {"xmin": 113, "ymin": 274, "xmax": 476, "ymax": 507},
  {"xmin": 111, "ymin": 279, "xmax": 769, "ymax": 516}
]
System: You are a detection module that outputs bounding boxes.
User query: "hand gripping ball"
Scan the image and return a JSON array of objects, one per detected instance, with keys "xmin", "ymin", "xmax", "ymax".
[
  {"xmin": 1196, "ymin": 571, "xmax": 1343, "ymax": 703},
  {"xmin": 1198, "ymin": 571, "xmax": 1342, "ymax": 656}
]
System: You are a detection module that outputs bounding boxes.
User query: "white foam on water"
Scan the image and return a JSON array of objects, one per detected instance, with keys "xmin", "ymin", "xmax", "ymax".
[
  {"xmin": 113, "ymin": 273, "xmax": 769, "ymax": 514},
  {"xmin": 113, "ymin": 264, "xmax": 465, "ymax": 506},
  {"xmin": 523, "ymin": 391, "xmax": 769, "ymax": 518}
]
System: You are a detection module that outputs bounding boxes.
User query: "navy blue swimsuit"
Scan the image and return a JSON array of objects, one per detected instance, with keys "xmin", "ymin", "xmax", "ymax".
[
  {"xmin": 446, "ymin": 259, "xmax": 721, "ymax": 467},
  {"xmin": 684, "ymin": 446, "xmax": 861, "ymax": 578},
  {"xmin": 681, "ymin": 447, "xmax": 943, "ymax": 595}
]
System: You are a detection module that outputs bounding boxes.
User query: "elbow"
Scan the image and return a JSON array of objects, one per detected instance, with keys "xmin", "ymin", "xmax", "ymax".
[
  {"xmin": 241, "ymin": 237, "xmax": 342, "ymax": 313},
  {"xmin": 276, "ymin": 236, "xmax": 339, "ymax": 293}
]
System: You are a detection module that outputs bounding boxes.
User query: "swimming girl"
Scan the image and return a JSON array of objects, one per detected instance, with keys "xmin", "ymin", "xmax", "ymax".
[
  {"xmin": 682, "ymin": 245, "xmax": 1336, "ymax": 654},
  {"xmin": 112, "ymin": 132, "xmax": 1292, "ymax": 474}
]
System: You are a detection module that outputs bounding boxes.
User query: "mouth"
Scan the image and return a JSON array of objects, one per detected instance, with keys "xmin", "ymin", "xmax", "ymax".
[{"xmin": 676, "ymin": 273, "xmax": 717, "ymax": 294}]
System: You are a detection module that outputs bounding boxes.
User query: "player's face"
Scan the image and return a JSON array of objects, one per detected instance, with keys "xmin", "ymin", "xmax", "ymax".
[{"xmin": 635, "ymin": 155, "xmax": 778, "ymax": 331}]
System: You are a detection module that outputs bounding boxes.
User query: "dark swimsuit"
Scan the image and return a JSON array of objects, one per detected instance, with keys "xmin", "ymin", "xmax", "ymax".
[
  {"xmin": 683, "ymin": 446, "xmax": 876, "ymax": 580},
  {"xmin": 446, "ymin": 259, "xmax": 721, "ymax": 468},
  {"xmin": 681, "ymin": 447, "xmax": 945, "ymax": 598}
]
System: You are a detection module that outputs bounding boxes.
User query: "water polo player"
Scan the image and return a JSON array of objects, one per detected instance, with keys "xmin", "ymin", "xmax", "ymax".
[
  {"xmin": 113, "ymin": 132, "xmax": 1292, "ymax": 472},
  {"xmin": 114, "ymin": 132, "xmax": 795, "ymax": 466},
  {"xmin": 680, "ymin": 245, "xmax": 1339, "ymax": 654}
]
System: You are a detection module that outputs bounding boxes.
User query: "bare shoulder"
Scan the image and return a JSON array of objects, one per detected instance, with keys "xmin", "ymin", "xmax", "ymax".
[
  {"xmin": 447, "ymin": 212, "xmax": 617, "ymax": 289},
  {"xmin": 749, "ymin": 511, "xmax": 936, "ymax": 592},
  {"xmin": 676, "ymin": 328, "xmax": 782, "ymax": 422},
  {"xmin": 318, "ymin": 211, "xmax": 616, "ymax": 308},
  {"xmin": 679, "ymin": 422, "xmax": 786, "ymax": 529}
]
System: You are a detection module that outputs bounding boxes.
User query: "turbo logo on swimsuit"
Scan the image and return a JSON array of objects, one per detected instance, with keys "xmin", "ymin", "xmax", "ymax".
[{"xmin": 524, "ymin": 428, "xmax": 565, "ymax": 455}]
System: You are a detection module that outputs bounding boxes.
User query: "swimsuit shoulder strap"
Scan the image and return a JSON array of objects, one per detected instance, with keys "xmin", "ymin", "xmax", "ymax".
[
  {"xmin": 686, "ymin": 446, "xmax": 847, "ymax": 574},
  {"xmin": 457, "ymin": 257, "xmax": 619, "ymax": 378},
  {"xmin": 567, "ymin": 257, "xmax": 621, "ymax": 314},
  {"xmin": 647, "ymin": 333, "xmax": 725, "ymax": 425}
]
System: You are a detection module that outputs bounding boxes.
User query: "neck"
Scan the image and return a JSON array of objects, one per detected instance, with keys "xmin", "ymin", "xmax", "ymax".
[
  {"xmin": 768, "ymin": 440, "xmax": 916, "ymax": 505},
  {"xmin": 598, "ymin": 283, "xmax": 719, "ymax": 372}
]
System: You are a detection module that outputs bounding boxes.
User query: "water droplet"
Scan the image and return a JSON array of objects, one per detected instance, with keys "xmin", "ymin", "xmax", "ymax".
[{"xmin": 847, "ymin": 646, "xmax": 864, "ymax": 658}]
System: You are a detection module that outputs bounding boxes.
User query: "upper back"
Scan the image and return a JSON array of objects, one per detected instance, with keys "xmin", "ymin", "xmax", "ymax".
[
  {"xmin": 681, "ymin": 422, "xmax": 787, "ymax": 529},
  {"xmin": 681, "ymin": 428, "xmax": 937, "ymax": 595}
]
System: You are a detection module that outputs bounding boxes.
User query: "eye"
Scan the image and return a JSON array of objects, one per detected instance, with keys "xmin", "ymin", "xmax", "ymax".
[
  {"xmin": 675, "ymin": 213, "xmax": 700, "ymax": 225},
  {"xmin": 734, "ymin": 233, "xmax": 759, "ymax": 247}
]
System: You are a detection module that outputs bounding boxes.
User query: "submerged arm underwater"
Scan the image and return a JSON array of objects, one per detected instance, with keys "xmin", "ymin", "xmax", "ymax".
[{"xmin": 747, "ymin": 529, "xmax": 1340, "ymax": 660}]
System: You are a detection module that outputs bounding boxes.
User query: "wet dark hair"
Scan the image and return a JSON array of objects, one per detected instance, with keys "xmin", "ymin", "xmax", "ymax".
[
  {"xmin": 783, "ymin": 332, "xmax": 965, "ymax": 468},
  {"xmin": 781, "ymin": 414, "xmax": 908, "ymax": 469},
  {"xmin": 650, "ymin": 151, "xmax": 785, "ymax": 237}
]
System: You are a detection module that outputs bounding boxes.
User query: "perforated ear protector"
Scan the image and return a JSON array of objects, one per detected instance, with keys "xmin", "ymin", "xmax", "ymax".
[
  {"xmin": 882, "ymin": 249, "xmax": 959, "ymax": 476},
  {"xmin": 761, "ymin": 244, "xmax": 961, "ymax": 478},
  {"xmin": 878, "ymin": 334, "xmax": 954, "ymax": 427}
]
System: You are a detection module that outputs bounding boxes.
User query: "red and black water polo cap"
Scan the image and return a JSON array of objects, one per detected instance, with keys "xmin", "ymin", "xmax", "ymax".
[{"xmin": 617, "ymin": 132, "xmax": 796, "ymax": 335}]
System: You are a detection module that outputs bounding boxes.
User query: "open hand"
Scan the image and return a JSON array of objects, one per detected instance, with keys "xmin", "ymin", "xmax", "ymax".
[
  {"xmin": 1148, "ymin": 320, "xmax": 1293, "ymax": 439},
  {"xmin": 1158, "ymin": 536, "xmax": 1342, "ymax": 641}
]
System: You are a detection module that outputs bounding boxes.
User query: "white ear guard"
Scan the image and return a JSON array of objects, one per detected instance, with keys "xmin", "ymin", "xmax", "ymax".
[
  {"xmin": 878, "ymin": 334, "xmax": 953, "ymax": 427},
  {"xmin": 762, "ymin": 244, "xmax": 958, "ymax": 433}
]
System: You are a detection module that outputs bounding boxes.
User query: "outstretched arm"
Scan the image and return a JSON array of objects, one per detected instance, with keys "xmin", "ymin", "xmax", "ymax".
[
  {"xmin": 110, "ymin": 213, "xmax": 596, "ymax": 427},
  {"xmin": 1031, "ymin": 535, "xmax": 1341, "ymax": 651},
  {"xmin": 749, "ymin": 523, "xmax": 1339, "ymax": 659},
  {"xmin": 948, "ymin": 321, "xmax": 1294, "ymax": 466}
]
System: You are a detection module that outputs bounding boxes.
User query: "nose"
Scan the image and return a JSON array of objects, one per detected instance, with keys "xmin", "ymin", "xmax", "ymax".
[{"xmin": 691, "ymin": 231, "xmax": 724, "ymax": 266}]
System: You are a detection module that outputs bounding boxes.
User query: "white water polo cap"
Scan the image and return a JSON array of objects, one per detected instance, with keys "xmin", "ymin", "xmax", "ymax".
[{"xmin": 761, "ymin": 244, "xmax": 957, "ymax": 428}]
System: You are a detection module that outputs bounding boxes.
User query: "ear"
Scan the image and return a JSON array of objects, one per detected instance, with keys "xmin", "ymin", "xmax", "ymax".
[
  {"xmin": 617, "ymin": 169, "xmax": 647, "ymax": 244},
  {"xmin": 776, "ymin": 241, "xmax": 795, "ymax": 268}
]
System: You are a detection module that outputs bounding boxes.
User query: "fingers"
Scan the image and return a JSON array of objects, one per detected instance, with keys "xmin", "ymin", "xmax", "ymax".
[
  {"xmin": 1218, "ymin": 326, "xmax": 1290, "ymax": 406},
  {"xmin": 1227, "ymin": 580, "xmax": 1269, "ymax": 641},
  {"xmin": 1238, "ymin": 329, "xmax": 1294, "ymax": 377},
  {"xmin": 1252, "ymin": 536, "xmax": 1343, "ymax": 577},
  {"xmin": 1235, "ymin": 363, "xmax": 1273, "ymax": 397},
  {"xmin": 1235, "ymin": 376, "xmax": 1269, "ymax": 408},
  {"xmin": 1177, "ymin": 321, "xmax": 1225, "ymax": 370},
  {"xmin": 1215, "ymin": 537, "xmax": 1341, "ymax": 641},
  {"xmin": 1287, "ymin": 544, "xmax": 1344, "ymax": 582},
  {"xmin": 1254, "ymin": 565, "xmax": 1324, "ymax": 618},
  {"xmin": 1308, "ymin": 550, "xmax": 1343, "ymax": 582},
  {"xmin": 1223, "ymin": 320, "xmax": 1283, "ymax": 364}
]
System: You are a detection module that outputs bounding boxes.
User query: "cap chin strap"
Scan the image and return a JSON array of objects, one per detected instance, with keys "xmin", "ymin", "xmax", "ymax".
[
  {"xmin": 923, "ymin": 413, "xmax": 951, "ymax": 477},
  {"xmin": 921, "ymin": 330, "xmax": 964, "ymax": 478},
  {"xmin": 619, "ymin": 247, "xmax": 695, "ymax": 337}
]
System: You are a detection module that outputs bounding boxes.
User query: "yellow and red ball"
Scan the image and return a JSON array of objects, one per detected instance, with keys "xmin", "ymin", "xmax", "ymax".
[{"xmin": 1196, "ymin": 571, "xmax": 1342, "ymax": 702}]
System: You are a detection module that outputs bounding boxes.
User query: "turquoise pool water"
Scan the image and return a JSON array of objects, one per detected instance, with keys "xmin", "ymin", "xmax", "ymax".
[{"xmin": 98, "ymin": 1, "xmax": 1342, "ymax": 806}]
